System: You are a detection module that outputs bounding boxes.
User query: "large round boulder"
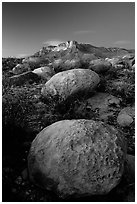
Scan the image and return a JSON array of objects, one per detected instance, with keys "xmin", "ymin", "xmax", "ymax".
[
  {"xmin": 41, "ymin": 69, "xmax": 100, "ymax": 104},
  {"xmin": 28, "ymin": 119, "xmax": 126, "ymax": 199}
]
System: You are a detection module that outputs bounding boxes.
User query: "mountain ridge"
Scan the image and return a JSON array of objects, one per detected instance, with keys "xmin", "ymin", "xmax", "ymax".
[{"xmin": 31, "ymin": 40, "xmax": 134, "ymax": 61}]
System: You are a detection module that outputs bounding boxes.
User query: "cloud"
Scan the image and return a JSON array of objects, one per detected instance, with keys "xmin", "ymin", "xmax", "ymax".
[
  {"xmin": 16, "ymin": 53, "xmax": 30, "ymax": 58},
  {"xmin": 113, "ymin": 40, "xmax": 131, "ymax": 45},
  {"xmin": 43, "ymin": 40, "xmax": 64, "ymax": 46},
  {"xmin": 74, "ymin": 30, "xmax": 96, "ymax": 35}
]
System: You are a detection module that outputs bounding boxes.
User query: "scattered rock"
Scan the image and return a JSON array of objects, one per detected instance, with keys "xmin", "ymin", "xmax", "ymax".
[
  {"xmin": 63, "ymin": 59, "xmax": 81, "ymax": 71},
  {"xmin": 28, "ymin": 119, "xmax": 126, "ymax": 199},
  {"xmin": 74, "ymin": 92, "xmax": 121, "ymax": 122},
  {"xmin": 52, "ymin": 58, "xmax": 81, "ymax": 72},
  {"xmin": 105, "ymin": 73, "xmax": 135, "ymax": 102},
  {"xmin": 15, "ymin": 176, "xmax": 22, "ymax": 185},
  {"xmin": 80, "ymin": 53, "xmax": 98, "ymax": 64},
  {"xmin": 41, "ymin": 69, "xmax": 100, "ymax": 104},
  {"xmin": 22, "ymin": 57, "xmax": 49, "ymax": 68},
  {"xmin": 106, "ymin": 57, "xmax": 123, "ymax": 67},
  {"xmin": 3, "ymin": 41, "xmax": 135, "ymax": 202},
  {"xmin": 117, "ymin": 106, "xmax": 135, "ymax": 127}
]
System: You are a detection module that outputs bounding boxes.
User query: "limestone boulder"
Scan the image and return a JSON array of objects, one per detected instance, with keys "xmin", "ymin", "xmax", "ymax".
[
  {"xmin": 52, "ymin": 59, "xmax": 81, "ymax": 72},
  {"xmin": 41, "ymin": 69, "xmax": 100, "ymax": 104},
  {"xmin": 12, "ymin": 63, "xmax": 30, "ymax": 75},
  {"xmin": 74, "ymin": 92, "xmax": 121, "ymax": 122},
  {"xmin": 89, "ymin": 59, "xmax": 112, "ymax": 73},
  {"xmin": 28, "ymin": 119, "xmax": 126, "ymax": 198},
  {"xmin": 63, "ymin": 59, "xmax": 81, "ymax": 70},
  {"xmin": 117, "ymin": 106, "xmax": 135, "ymax": 127},
  {"xmin": 32, "ymin": 66, "xmax": 55, "ymax": 81}
]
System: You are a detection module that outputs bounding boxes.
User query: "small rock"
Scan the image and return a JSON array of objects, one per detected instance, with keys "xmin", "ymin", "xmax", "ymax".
[
  {"xmin": 117, "ymin": 114, "xmax": 133, "ymax": 127},
  {"xmin": 89, "ymin": 59, "xmax": 111, "ymax": 73},
  {"xmin": 74, "ymin": 92, "xmax": 120, "ymax": 122},
  {"xmin": 12, "ymin": 63, "xmax": 30, "ymax": 75},
  {"xmin": 25, "ymin": 191, "xmax": 30, "ymax": 196},
  {"xmin": 21, "ymin": 168, "xmax": 28, "ymax": 180},
  {"xmin": 15, "ymin": 176, "xmax": 22, "ymax": 185},
  {"xmin": 117, "ymin": 106, "xmax": 134, "ymax": 127}
]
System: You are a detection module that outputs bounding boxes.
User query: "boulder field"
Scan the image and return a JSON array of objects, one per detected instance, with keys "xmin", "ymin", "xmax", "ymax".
[{"xmin": 3, "ymin": 41, "xmax": 135, "ymax": 201}]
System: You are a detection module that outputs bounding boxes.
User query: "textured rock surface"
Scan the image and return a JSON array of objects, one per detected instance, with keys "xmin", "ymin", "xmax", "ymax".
[
  {"xmin": 117, "ymin": 106, "xmax": 135, "ymax": 127},
  {"xmin": 28, "ymin": 119, "xmax": 126, "ymax": 198},
  {"xmin": 74, "ymin": 92, "xmax": 121, "ymax": 122},
  {"xmin": 32, "ymin": 66, "xmax": 55, "ymax": 81},
  {"xmin": 89, "ymin": 59, "xmax": 111, "ymax": 73},
  {"xmin": 41, "ymin": 69, "xmax": 100, "ymax": 104}
]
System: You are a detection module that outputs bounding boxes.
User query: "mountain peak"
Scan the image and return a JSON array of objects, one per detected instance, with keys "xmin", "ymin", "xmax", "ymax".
[{"xmin": 53, "ymin": 40, "xmax": 78, "ymax": 51}]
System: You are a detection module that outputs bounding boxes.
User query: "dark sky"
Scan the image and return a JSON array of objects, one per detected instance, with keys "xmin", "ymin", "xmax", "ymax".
[{"xmin": 2, "ymin": 2, "xmax": 135, "ymax": 57}]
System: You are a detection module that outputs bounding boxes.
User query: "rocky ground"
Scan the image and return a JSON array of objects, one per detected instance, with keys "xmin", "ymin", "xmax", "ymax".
[{"xmin": 2, "ymin": 41, "xmax": 135, "ymax": 201}]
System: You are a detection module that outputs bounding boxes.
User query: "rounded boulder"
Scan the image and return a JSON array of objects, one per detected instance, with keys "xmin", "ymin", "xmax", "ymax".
[
  {"xmin": 89, "ymin": 59, "xmax": 112, "ymax": 73},
  {"xmin": 12, "ymin": 63, "xmax": 30, "ymax": 75},
  {"xmin": 32, "ymin": 66, "xmax": 55, "ymax": 81},
  {"xmin": 28, "ymin": 119, "xmax": 126, "ymax": 198},
  {"xmin": 41, "ymin": 69, "xmax": 100, "ymax": 104},
  {"xmin": 117, "ymin": 106, "xmax": 135, "ymax": 127}
]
